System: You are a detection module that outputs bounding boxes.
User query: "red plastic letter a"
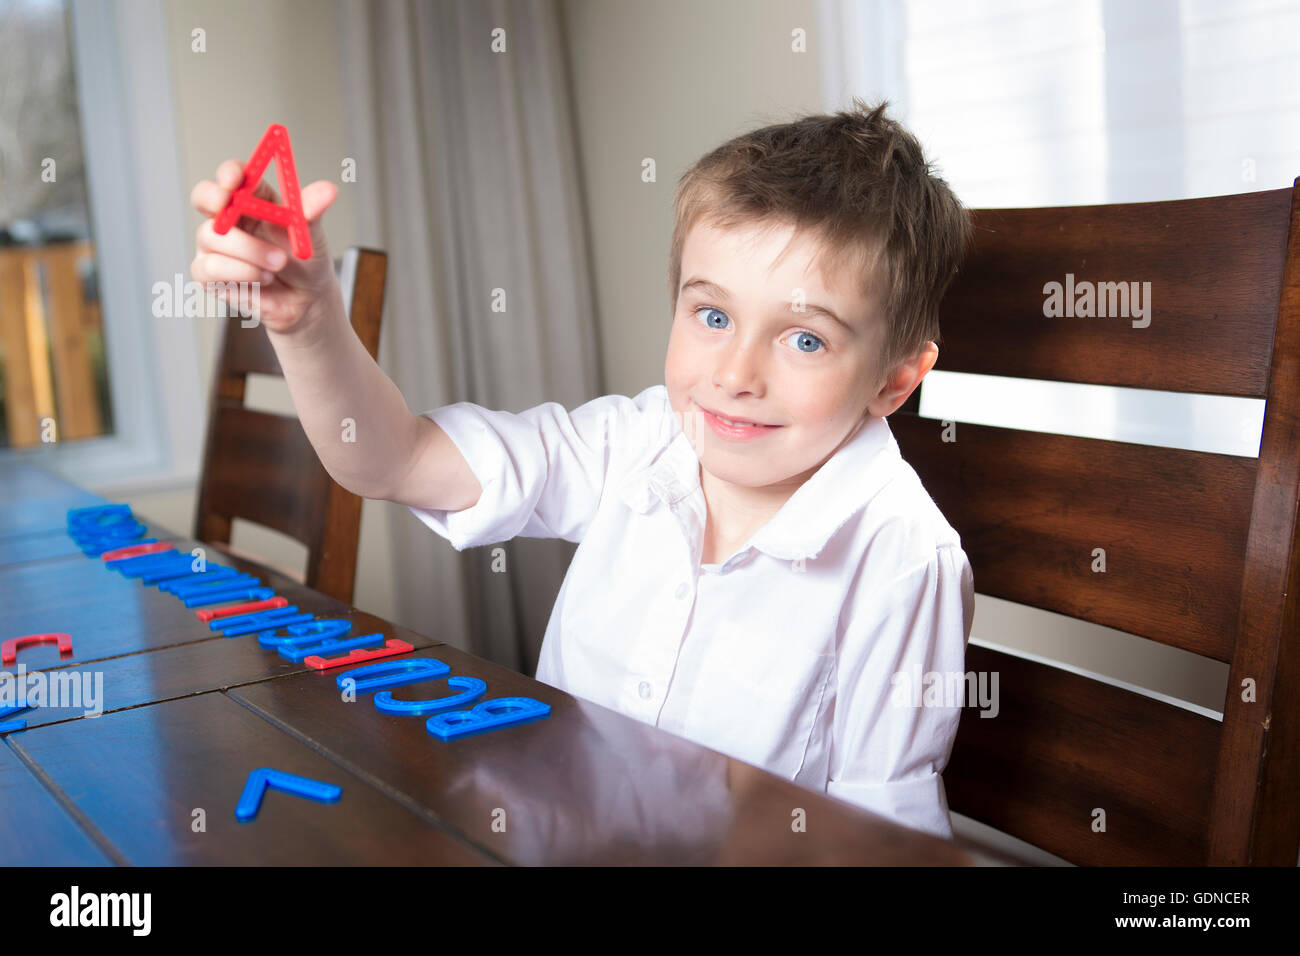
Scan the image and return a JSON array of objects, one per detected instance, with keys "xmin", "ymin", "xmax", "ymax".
[{"xmin": 213, "ymin": 123, "xmax": 313, "ymax": 259}]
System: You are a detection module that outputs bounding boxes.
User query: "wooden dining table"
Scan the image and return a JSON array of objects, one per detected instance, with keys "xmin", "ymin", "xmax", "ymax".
[{"xmin": 0, "ymin": 459, "xmax": 975, "ymax": 866}]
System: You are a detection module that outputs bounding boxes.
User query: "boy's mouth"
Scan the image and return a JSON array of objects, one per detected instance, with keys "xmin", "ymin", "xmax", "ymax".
[
  {"xmin": 694, "ymin": 401, "xmax": 782, "ymax": 440},
  {"xmin": 695, "ymin": 402, "xmax": 776, "ymax": 427}
]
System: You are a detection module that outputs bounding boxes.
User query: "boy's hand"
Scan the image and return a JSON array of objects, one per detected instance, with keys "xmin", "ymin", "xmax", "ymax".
[{"xmin": 189, "ymin": 159, "xmax": 339, "ymax": 334}]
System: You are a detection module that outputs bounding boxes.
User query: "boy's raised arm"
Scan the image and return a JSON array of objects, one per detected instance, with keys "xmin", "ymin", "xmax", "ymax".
[
  {"xmin": 264, "ymin": 286, "xmax": 483, "ymax": 512},
  {"xmin": 190, "ymin": 157, "xmax": 481, "ymax": 513}
]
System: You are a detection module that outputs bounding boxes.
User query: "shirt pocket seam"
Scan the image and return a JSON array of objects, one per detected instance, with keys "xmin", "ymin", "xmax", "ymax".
[{"xmin": 793, "ymin": 654, "xmax": 836, "ymax": 779}]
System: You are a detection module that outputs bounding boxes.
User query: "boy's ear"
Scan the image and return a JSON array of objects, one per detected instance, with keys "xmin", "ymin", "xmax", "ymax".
[{"xmin": 866, "ymin": 342, "xmax": 939, "ymax": 418}]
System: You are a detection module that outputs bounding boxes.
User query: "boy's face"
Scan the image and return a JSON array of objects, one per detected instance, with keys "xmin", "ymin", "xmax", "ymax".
[{"xmin": 664, "ymin": 218, "xmax": 921, "ymax": 493}]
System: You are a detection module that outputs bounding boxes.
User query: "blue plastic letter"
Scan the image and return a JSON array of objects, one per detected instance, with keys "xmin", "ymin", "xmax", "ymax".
[
  {"xmin": 218, "ymin": 606, "xmax": 312, "ymax": 636},
  {"xmin": 276, "ymin": 632, "xmax": 385, "ymax": 663},
  {"xmin": 258, "ymin": 619, "xmax": 352, "ymax": 649},
  {"xmin": 335, "ymin": 658, "xmax": 449, "ymax": 694},
  {"xmin": 375, "ymin": 676, "xmax": 486, "ymax": 716},
  {"xmin": 425, "ymin": 697, "xmax": 551, "ymax": 740}
]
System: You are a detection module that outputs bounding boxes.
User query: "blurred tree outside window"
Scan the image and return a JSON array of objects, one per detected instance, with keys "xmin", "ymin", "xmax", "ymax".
[{"xmin": 0, "ymin": 0, "xmax": 112, "ymax": 449}]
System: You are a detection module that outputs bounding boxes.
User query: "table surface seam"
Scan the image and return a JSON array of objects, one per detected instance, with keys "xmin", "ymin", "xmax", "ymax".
[{"xmin": 5, "ymin": 734, "xmax": 129, "ymax": 866}]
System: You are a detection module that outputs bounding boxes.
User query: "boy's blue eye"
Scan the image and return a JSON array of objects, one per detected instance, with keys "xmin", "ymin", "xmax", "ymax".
[
  {"xmin": 697, "ymin": 306, "xmax": 729, "ymax": 330},
  {"xmin": 784, "ymin": 330, "xmax": 825, "ymax": 353},
  {"xmin": 692, "ymin": 306, "xmax": 825, "ymax": 353}
]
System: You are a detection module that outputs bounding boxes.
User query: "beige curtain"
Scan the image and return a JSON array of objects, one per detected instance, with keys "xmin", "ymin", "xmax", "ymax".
[{"xmin": 334, "ymin": 0, "xmax": 602, "ymax": 673}]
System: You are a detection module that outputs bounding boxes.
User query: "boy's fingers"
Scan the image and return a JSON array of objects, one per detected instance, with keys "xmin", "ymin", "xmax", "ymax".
[
  {"xmin": 191, "ymin": 251, "xmax": 273, "ymax": 285},
  {"xmin": 190, "ymin": 179, "xmax": 225, "ymax": 217},
  {"xmin": 300, "ymin": 180, "xmax": 337, "ymax": 224},
  {"xmin": 196, "ymin": 219, "xmax": 290, "ymax": 270},
  {"xmin": 210, "ymin": 156, "xmax": 280, "ymax": 202},
  {"xmin": 249, "ymin": 176, "xmax": 280, "ymax": 205},
  {"xmin": 232, "ymin": 178, "xmax": 281, "ymax": 236},
  {"xmin": 192, "ymin": 173, "xmax": 280, "ymax": 219},
  {"xmin": 216, "ymin": 159, "xmax": 243, "ymax": 190}
]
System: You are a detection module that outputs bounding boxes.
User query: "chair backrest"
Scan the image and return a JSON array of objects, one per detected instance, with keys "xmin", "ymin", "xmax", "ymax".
[
  {"xmin": 892, "ymin": 182, "xmax": 1300, "ymax": 865},
  {"xmin": 193, "ymin": 246, "xmax": 388, "ymax": 605}
]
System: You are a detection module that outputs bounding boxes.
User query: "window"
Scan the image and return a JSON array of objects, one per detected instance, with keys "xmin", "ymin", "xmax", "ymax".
[
  {"xmin": 818, "ymin": 0, "xmax": 1299, "ymax": 458},
  {"xmin": 0, "ymin": 0, "xmax": 108, "ymax": 448},
  {"xmin": 1, "ymin": 0, "xmax": 202, "ymax": 490}
]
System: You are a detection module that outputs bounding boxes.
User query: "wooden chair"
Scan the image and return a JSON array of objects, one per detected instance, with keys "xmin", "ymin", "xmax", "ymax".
[
  {"xmin": 893, "ymin": 182, "xmax": 1300, "ymax": 865},
  {"xmin": 193, "ymin": 246, "xmax": 387, "ymax": 606}
]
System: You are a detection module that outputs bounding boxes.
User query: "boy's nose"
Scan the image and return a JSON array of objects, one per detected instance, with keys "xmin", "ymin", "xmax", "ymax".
[{"xmin": 713, "ymin": 340, "xmax": 766, "ymax": 396}]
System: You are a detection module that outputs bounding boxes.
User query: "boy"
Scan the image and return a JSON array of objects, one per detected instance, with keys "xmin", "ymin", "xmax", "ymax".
[{"xmin": 189, "ymin": 99, "xmax": 975, "ymax": 840}]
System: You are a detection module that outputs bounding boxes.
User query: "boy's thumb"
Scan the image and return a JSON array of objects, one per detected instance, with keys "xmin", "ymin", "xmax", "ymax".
[{"xmin": 301, "ymin": 180, "xmax": 337, "ymax": 225}]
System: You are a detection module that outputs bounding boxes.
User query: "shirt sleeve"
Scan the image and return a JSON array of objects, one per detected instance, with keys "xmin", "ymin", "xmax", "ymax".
[
  {"xmin": 826, "ymin": 542, "xmax": 975, "ymax": 840},
  {"xmin": 405, "ymin": 385, "xmax": 668, "ymax": 551}
]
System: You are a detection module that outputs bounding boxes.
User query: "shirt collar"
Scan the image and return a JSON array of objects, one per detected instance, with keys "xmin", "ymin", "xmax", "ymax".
[{"xmin": 618, "ymin": 412, "xmax": 901, "ymax": 562}]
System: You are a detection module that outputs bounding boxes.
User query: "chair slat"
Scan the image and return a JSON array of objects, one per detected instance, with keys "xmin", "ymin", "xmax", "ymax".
[
  {"xmin": 893, "ymin": 414, "xmax": 1255, "ymax": 661},
  {"xmin": 937, "ymin": 188, "xmax": 1291, "ymax": 397},
  {"xmin": 945, "ymin": 644, "xmax": 1220, "ymax": 866},
  {"xmin": 199, "ymin": 404, "xmax": 327, "ymax": 546},
  {"xmin": 219, "ymin": 320, "xmax": 284, "ymax": 378}
]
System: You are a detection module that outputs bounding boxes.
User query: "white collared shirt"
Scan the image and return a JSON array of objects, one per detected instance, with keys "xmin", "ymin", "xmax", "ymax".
[{"xmin": 408, "ymin": 384, "xmax": 975, "ymax": 840}]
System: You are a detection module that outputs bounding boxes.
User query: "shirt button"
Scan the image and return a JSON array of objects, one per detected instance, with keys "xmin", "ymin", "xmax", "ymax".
[
  {"xmin": 638, "ymin": 680, "xmax": 652, "ymax": 699},
  {"xmin": 674, "ymin": 582, "xmax": 689, "ymax": 599}
]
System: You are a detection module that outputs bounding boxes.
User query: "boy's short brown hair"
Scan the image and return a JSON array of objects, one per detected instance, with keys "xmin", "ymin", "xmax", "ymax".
[{"xmin": 667, "ymin": 98, "xmax": 971, "ymax": 381}]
